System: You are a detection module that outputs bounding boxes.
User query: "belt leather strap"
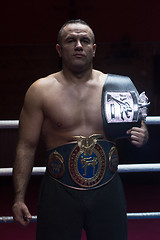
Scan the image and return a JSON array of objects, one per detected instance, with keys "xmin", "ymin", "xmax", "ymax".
[{"xmin": 46, "ymin": 139, "xmax": 118, "ymax": 190}]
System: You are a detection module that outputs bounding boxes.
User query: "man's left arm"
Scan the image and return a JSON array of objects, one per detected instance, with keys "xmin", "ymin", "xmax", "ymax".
[{"xmin": 126, "ymin": 121, "xmax": 149, "ymax": 147}]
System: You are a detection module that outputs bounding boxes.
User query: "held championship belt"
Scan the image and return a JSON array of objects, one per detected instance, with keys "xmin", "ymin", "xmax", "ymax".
[
  {"xmin": 46, "ymin": 134, "xmax": 118, "ymax": 190},
  {"xmin": 101, "ymin": 74, "xmax": 150, "ymax": 140}
]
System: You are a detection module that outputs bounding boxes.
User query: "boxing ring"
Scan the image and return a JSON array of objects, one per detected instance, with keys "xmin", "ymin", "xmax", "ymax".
[{"xmin": 0, "ymin": 117, "xmax": 160, "ymax": 239}]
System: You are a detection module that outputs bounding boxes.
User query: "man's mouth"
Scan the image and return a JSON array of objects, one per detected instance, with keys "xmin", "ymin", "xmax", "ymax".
[{"xmin": 73, "ymin": 53, "xmax": 84, "ymax": 58}]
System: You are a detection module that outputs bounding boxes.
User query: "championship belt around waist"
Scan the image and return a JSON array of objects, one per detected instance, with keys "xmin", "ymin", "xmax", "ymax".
[
  {"xmin": 101, "ymin": 74, "xmax": 150, "ymax": 140},
  {"xmin": 46, "ymin": 134, "xmax": 118, "ymax": 190}
]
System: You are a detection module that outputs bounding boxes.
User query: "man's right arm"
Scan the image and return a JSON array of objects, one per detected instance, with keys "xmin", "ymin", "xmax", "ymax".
[{"xmin": 12, "ymin": 82, "xmax": 44, "ymax": 226}]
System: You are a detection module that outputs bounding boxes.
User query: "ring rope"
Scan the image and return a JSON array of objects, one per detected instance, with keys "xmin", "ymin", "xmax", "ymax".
[
  {"xmin": 0, "ymin": 118, "xmax": 159, "ymax": 223},
  {"xmin": 127, "ymin": 212, "xmax": 160, "ymax": 219},
  {"xmin": 0, "ymin": 120, "xmax": 19, "ymax": 129},
  {"xmin": 1, "ymin": 164, "xmax": 160, "ymax": 176},
  {"xmin": 118, "ymin": 163, "xmax": 160, "ymax": 173},
  {"xmin": 1, "ymin": 212, "xmax": 160, "ymax": 223},
  {"xmin": 0, "ymin": 116, "xmax": 160, "ymax": 129}
]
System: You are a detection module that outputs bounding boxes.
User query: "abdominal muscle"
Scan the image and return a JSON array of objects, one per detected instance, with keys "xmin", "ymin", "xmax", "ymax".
[{"xmin": 41, "ymin": 115, "xmax": 106, "ymax": 150}]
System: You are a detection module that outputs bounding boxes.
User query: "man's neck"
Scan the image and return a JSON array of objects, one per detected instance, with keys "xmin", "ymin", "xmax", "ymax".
[{"xmin": 61, "ymin": 66, "xmax": 94, "ymax": 84}]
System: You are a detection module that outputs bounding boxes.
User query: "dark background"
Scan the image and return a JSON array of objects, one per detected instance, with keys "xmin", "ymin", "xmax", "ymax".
[
  {"xmin": 0, "ymin": 3, "xmax": 160, "ymax": 239},
  {"xmin": 0, "ymin": 0, "xmax": 160, "ymax": 168}
]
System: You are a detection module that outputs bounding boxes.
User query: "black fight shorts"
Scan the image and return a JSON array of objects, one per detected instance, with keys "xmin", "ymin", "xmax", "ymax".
[{"xmin": 36, "ymin": 172, "xmax": 127, "ymax": 240}]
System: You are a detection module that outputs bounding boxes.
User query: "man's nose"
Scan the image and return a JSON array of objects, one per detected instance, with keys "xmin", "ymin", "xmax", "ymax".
[{"xmin": 75, "ymin": 40, "xmax": 83, "ymax": 49}]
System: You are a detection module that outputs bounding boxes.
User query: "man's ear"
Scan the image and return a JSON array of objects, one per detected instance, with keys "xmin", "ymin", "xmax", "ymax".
[
  {"xmin": 56, "ymin": 44, "xmax": 62, "ymax": 57},
  {"xmin": 93, "ymin": 44, "xmax": 96, "ymax": 57}
]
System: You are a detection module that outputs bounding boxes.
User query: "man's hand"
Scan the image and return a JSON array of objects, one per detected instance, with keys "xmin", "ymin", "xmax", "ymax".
[
  {"xmin": 12, "ymin": 201, "xmax": 32, "ymax": 226},
  {"xmin": 126, "ymin": 121, "xmax": 149, "ymax": 147}
]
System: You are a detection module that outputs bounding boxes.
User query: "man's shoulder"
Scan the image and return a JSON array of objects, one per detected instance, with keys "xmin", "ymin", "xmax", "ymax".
[
  {"xmin": 30, "ymin": 72, "xmax": 61, "ymax": 90},
  {"xmin": 93, "ymin": 69, "xmax": 107, "ymax": 83},
  {"xmin": 24, "ymin": 73, "xmax": 61, "ymax": 102}
]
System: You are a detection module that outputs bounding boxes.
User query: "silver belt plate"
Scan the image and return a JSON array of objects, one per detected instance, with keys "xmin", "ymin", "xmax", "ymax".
[{"xmin": 104, "ymin": 91, "xmax": 150, "ymax": 123}]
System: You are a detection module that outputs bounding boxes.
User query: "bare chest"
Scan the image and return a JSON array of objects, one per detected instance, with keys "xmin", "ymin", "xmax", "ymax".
[{"xmin": 42, "ymin": 81, "xmax": 104, "ymax": 133}]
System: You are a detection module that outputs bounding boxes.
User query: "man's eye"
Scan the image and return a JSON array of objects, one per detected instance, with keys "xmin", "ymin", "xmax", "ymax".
[
  {"xmin": 82, "ymin": 39, "xmax": 90, "ymax": 43},
  {"xmin": 67, "ymin": 38, "xmax": 75, "ymax": 43}
]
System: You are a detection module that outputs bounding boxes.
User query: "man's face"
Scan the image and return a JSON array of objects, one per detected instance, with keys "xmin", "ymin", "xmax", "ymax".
[{"xmin": 56, "ymin": 23, "xmax": 96, "ymax": 71}]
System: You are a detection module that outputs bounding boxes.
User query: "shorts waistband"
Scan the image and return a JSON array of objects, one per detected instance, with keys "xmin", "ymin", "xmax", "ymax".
[{"xmin": 46, "ymin": 136, "xmax": 118, "ymax": 190}]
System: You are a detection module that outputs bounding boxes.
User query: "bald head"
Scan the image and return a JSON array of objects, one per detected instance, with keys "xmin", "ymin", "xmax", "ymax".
[{"xmin": 57, "ymin": 19, "xmax": 95, "ymax": 45}]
